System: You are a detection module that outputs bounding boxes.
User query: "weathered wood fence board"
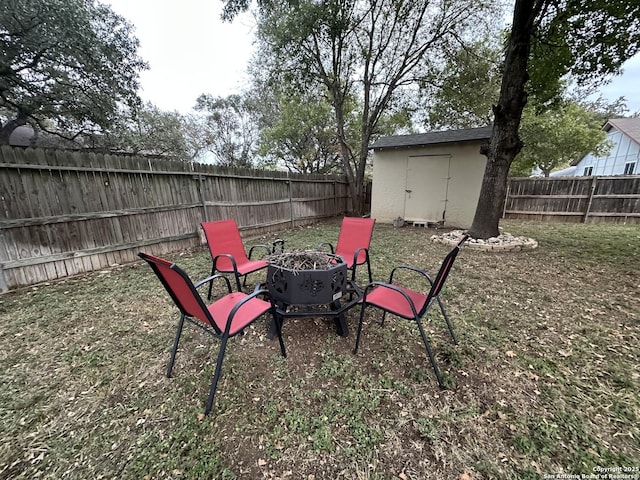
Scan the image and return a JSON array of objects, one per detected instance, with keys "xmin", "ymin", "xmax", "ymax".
[
  {"xmin": 0, "ymin": 146, "xmax": 351, "ymax": 291},
  {"xmin": 504, "ymin": 176, "xmax": 640, "ymax": 223}
]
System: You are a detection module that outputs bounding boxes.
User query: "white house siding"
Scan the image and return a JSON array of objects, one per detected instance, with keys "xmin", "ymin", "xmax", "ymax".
[
  {"xmin": 371, "ymin": 142, "xmax": 487, "ymax": 228},
  {"xmin": 573, "ymin": 127, "xmax": 640, "ymax": 176}
]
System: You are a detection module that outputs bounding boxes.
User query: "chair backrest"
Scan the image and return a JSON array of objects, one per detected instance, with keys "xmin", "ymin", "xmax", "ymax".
[
  {"xmin": 335, "ymin": 217, "xmax": 375, "ymax": 264},
  {"xmin": 139, "ymin": 252, "xmax": 221, "ymax": 334},
  {"xmin": 201, "ymin": 219, "xmax": 250, "ymax": 271},
  {"xmin": 420, "ymin": 234, "xmax": 469, "ymax": 316}
]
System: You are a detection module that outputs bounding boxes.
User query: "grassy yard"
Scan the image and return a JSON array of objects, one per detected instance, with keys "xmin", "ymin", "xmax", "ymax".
[{"xmin": 0, "ymin": 219, "xmax": 638, "ymax": 479}]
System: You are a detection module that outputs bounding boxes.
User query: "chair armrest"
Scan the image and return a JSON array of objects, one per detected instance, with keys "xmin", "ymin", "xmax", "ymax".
[
  {"xmin": 212, "ymin": 253, "xmax": 239, "ymax": 273},
  {"xmin": 317, "ymin": 242, "xmax": 335, "ymax": 254},
  {"xmin": 250, "ymin": 288, "xmax": 272, "ymax": 300},
  {"xmin": 458, "ymin": 233, "xmax": 471, "ymax": 247},
  {"xmin": 272, "ymin": 239, "xmax": 285, "ymax": 254},
  {"xmin": 222, "ymin": 288, "xmax": 273, "ymax": 334},
  {"xmin": 351, "ymin": 246, "xmax": 370, "ymax": 266},
  {"xmin": 251, "ymin": 282, "xmax": 272, "ymax": 300},
  {"xmin": 248, "ymin": 244, "xmax": 271, "ymax": 259},
  {"xmin": 194, "ymin": 274, "xmax": 233, "ymax": 293},
  {"xmin": 388, "ymin": 265, "xmax": 434, "ymax": 286}
]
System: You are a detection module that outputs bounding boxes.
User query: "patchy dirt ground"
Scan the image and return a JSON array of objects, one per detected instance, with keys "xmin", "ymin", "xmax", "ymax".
[{"xmin": 0, "ymin": 220, "xmax": 638, "ymax": 479}]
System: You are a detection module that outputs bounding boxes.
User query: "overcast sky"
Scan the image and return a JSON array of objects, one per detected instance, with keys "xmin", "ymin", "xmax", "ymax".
[
  {"xmin": 594, "ymin": 55, "xmax": 640, "ymax": 113},
  {"xmin": 105, "ymin": 0, "xmax": 640, "ymax": 116},
  {"xmin": 106, "ymin": 0, "xmax": 256, "ymax": 113}
]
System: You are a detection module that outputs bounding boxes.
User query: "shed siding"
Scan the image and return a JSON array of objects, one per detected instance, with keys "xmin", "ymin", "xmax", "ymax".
[
  {"xmin": 371, "ymin": 151, "xmax": 407, "ymax": 222},
  {"xmin": 446, "ymin": 146, "xmax": 487, "ymax": 226},
  {"xmin": 371, "ymin": 142, "xmax": 486, "ymax": 228}
]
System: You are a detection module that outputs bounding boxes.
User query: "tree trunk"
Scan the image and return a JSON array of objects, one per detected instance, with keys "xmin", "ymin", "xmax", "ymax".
[
  {"xmin": 467, "ymin": 0, "xmax": 541, "ymax": 239},
  {"xmin": 342, "ymin": 153, "xmax": 362, "ymax": 214},
  {"xmin": 331, "ymin": 88, "xmax": 362, "ymax": 214},
  {"xmin": 335, "ymin": 123, "xmax": 361, "ymax": 214}
]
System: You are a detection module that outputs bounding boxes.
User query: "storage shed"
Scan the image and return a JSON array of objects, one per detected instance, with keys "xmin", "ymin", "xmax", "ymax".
[{"xmin": 369, "ymin": 126, "xmax": 491, "ymax": 228}]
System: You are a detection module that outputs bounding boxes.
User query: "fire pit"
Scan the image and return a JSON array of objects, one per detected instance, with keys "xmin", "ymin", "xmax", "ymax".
[
  {"xmin": 265, "ymin": 250, "xmax": 359, "ymax": 337},
  {"xmin": 266, "ymin": 250, "xmax": 347, "ymax": 305}
]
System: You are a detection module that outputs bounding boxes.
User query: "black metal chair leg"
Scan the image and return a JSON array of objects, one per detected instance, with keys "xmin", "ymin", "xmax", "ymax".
[
  {"xmin": 207, "ymin": 267, "xmax": 216, "ymax": 300},
  {"xmin": 205, "ymin": 336, "xmax": 229, "ymax": 415},
  {"xmin": 167, "ymin": 314, "xmax": 186, "ymax": 377},
  {"xmin": 436, "ymin": 296, "xmax": 458, "ymax": 344},
  {"xmin": 233, "ymin": 273, "xmax": 242, "ymax": 292},
  {"xmin": 353, "ymin": 304, "xmax": 367, "ymax": 354},
  {"xmin": 366, "ymin": 259, "xmax": 373, "ymax": 284},
  {"xmin": 415, "ymin": 318, "xmax": 444, "ymax": 388}
]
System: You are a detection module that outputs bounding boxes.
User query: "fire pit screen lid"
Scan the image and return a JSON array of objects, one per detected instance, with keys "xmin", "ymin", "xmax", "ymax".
[{"xmin": 267, "ymin": 249, "xmax": 345, "ymax": 271}]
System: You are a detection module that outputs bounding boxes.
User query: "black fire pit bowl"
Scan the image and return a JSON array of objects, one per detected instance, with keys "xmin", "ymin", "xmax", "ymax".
[{"xmin": 267, "ymin": 253, "xmax": 347, "ymax": 306}]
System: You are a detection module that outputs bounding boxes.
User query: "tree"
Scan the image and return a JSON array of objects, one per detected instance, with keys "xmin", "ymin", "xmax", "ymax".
[
  {"xmin": 228, "ymin": 0, "xmax": 497, "ymax": 214},
  {"xmin": 194, "ymin": 93, "xmax": 260, "ymax": 167},
  {"xmin": 468, "ymin": 0, "xmax": 640, "ymax": 238},
  {"xmin": 96, "ymin": 103, "xmax": 195, "ymax": 159},
  {"xmin": 575, "ymin": 95, "xmax": 629, "ymax": 125},
  {"xmin": 0, "ymin": 0, "xmax": 147, "ymax": 144},
  {"xmin": 248, "ymin": 40, "xmax": 411, "ymax": 175},
  {"xmin": 511, "ymin": 102, "xmax": 609, "ymax": 177},
  {"xmin": 421, "ymin": 39, "xmax": 502, "ymax": 130},
  {"xmin": 245, "ymin": 57, "xmax": 345, "ymax": 173},
  {"xmin": 259, "ymin": 90, "xmax": 342, "ymax": 174},
  {"xmin": 419, "ymin": 38, "xmax": 622, "ymax": 179},
  {"xmin": 181, "ymin": 113, "xmax": 216, "ymax": 163}
]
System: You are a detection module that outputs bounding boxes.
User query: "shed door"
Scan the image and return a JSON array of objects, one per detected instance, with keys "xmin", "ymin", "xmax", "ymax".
[{"xmin": 404, "ymin": 155, "xmax": 451, "ymax": 222}]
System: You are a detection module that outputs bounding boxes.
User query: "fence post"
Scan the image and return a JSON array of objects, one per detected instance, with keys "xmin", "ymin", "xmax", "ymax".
[
  {"xmin": 502, "ymin": 181, "xmax": 511, "ymax": 218},
  {"xmin": 0, "ymin": 264, "xmax": 7, "ymax": 293},
  {"xmin": 198, "ymin": 173, "xmax": 209, "ymax": 223},
  {"xmin": 288, "ymin": 179, "xmax": 295, "ymax": 227},
  {"xmin": 583, "ymin": 176, "xmax": 597, "ymax": 223}
]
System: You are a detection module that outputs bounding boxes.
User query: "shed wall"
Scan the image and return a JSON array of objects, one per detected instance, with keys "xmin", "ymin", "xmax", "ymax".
[{"xmin": 371, "ymin": 142, "xmax": 486, "ymax": 228}]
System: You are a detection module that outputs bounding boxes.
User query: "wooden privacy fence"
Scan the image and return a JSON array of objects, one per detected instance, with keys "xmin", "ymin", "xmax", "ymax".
[
  {"xmin": 0, "ymin": 146, "xmax": 352, "ymax": 292},
  {"xmin": 504, "ymin": 176, "xmax": 640, "ymax": 223}
]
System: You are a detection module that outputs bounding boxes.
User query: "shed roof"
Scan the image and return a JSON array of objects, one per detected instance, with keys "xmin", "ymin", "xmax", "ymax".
[{"xmin": 369, "ymin": 126, "xmax": 492, "ymax": 151}]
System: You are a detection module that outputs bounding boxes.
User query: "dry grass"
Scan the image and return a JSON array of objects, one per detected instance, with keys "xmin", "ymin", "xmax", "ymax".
[{"xmin": 0, "ymin": 219, "xmax": 638, "ymax": 479}]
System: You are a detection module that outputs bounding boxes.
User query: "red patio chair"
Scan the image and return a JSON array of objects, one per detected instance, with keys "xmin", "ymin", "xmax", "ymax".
[
  {"xmin": 318, "ymin": 217, "xmax": 375, "ymax": 284},
  {"xmin": 353, "ymin": 234, "xmax": 470, "ymax": 388},
  {"xmin": 138, "ymin": 252, "xmax": 287, "ymax": 415},
  {"xmin": 201, "ymin": 219, "xmax": 282, "ymax": 294}
]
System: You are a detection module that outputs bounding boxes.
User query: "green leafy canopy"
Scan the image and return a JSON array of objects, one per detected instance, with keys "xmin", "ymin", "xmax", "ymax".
[
  {"xmin": 512, "ymin": 102, "xmax": 610, "ymax": 177},
  {"xmin": 0, "ymin": 0, "xmax": 148, "ymax": 143}
]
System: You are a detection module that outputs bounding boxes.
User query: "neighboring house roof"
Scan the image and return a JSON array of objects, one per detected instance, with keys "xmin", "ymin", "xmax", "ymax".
[
  {"xmin": 606, "ymin": 117, "xmax": 640, "ymax": 143},
  {"xmin": 571, "ymin": 117, "xmax": 640, "ymax": 166},
  {"xmin": 9, "ymin": 125, "xmax": 35, "ymax": 146},
  {"xmin": 369, "ymin": 126, "xmax": 492, "ymax": 151},
  {"xmin": 549, "ymin": 165, "xmax": 577, "ymax": 177}
]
